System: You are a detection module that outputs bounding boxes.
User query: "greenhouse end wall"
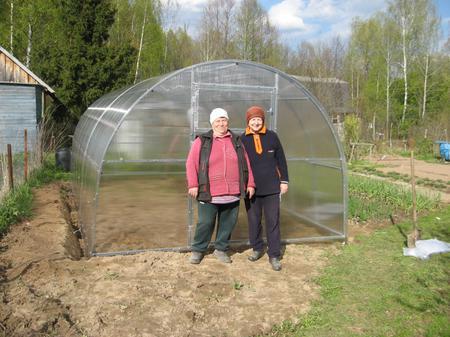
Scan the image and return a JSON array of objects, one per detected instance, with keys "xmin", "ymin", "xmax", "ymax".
[{"xmin": 72, "ymin": 60, "xmax": 347, "ymax": 257}]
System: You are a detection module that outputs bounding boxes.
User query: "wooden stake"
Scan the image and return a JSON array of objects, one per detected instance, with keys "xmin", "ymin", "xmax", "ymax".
[
  {"xmin": 7, "ymin": 144, "xmax": 14, "ymax": 191},
  {"xmin": 24, "ymin": 129, "xmax": 28, "ymax": 181},
  {"xmin": 407, "ymin": 150, "xmax": 420, "ymax": 248}
]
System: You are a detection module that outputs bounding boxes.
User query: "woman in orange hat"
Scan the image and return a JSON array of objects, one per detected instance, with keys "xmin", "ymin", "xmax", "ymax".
[{"xmin": 241, "ymin": 106, "xmax": 289, "ymax": 271}]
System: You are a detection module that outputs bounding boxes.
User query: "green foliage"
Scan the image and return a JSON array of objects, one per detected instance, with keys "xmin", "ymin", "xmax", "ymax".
[
  {"xmin": 233, "ymin": 280, "xmax": 244, "ymax": 291},
  {"xmin": 164, "ymin": 27, "xmax": 198, "ymax": 72},
  {"xmin": 0, "ymin": 156, "xmax": 70, "ymax": 236},
  {"xmin": 343, "ymin": 115, "xmax": 361, "ymax": 158},
  {"xmin": 266, "ymin": 206, "xmax": 450, "ymax": 337},
  {"xmin": 344, "ymin": 115, "xmax": 361, "ymax": 144},
  {"xmin": 0, "ymin": 0, "xmax": 137, "ymax": 123},
  {"xmin": 28, "ymin": 156, "xmax": 71, "ymax": 188},
  {"xmin": 415, "ymin": 138, "xmax": 434, "ymax": 158},
  {"xmin": 348, "ymin": 175, "xmax": 440, "ymax": 222},
  {"xmin": 0, "ymin": 184, "xmax": 32, "ymax": 234}
]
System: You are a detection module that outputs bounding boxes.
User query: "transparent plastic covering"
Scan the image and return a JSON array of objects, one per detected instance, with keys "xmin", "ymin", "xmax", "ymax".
[{"xmin": 72, "ymin": 60, "xmax": 347, "ymax": 257}]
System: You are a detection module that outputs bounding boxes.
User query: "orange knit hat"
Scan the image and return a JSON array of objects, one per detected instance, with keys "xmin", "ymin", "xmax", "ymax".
[{"xmin": 246, "ymin": 106, "xmax": 265, "ymax": 125}]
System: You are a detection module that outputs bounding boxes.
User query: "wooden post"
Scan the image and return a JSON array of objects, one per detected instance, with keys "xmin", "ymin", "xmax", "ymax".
[
  {"xmin": 411, "ymin": 151, "xmax": 417, "ymax": 227},
  {"xmin": 7, "ymin": 144, "xmax": 14, "ymax": 191},
  {"xmin": 407, "ymin": 150, "xmax": 419, "ymax": 248},
  {"xmin": 24, "ymin": 129, "xmax": 28, "ymax": 181}
]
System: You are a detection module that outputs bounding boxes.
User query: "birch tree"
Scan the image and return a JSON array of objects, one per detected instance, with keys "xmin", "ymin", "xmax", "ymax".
[
  {"xmin": 10, "ymin": 0, "xmax": 13, "ymax": 53},
  {"xmin": 388, "ymin": 0, "xmax": 427, "ymax": 124},
  {"xmin": 198, "ymin": 0, "xmax": 236, "ymax": 61},
  {"xmin": 235, "ymin": 0, "xmax": 277, "ymax": 62},
  {"xmin": 415, "ymin": 0, "xmax": 440, "ymax": 119},
  {"xmin": 134, "ymin": 0, "xmax": 148, "ymax": 83}
]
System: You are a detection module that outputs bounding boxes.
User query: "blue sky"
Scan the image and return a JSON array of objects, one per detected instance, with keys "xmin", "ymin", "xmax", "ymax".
[{"xmin": 165, "ymin": 0, "xmax": 450, "ymax": 49}]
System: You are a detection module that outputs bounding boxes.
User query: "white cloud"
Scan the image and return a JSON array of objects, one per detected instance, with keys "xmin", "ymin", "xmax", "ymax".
[
  {"xmin": 267, "ymin": 0, "xmax": 387, "ymax": 47},
  {"xmin": 268, "ymin": 0, "xmax": 307, "ymax": 30},
  {"xmin": 301, "ymin": 0, "xmax": 337, "ymax": 19}
]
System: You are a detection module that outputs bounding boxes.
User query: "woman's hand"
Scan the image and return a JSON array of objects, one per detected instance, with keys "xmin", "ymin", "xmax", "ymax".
[
  {"xmin": 280, "ymin": 183, "xmax": 288, "ymax": 195},
  {"xmin": 247, "ymin": 187, "xmax": 255, "ymax": 199},
  {"xmin": 188, "ymin": 187, "xmax": 198, "ymax": 198}
]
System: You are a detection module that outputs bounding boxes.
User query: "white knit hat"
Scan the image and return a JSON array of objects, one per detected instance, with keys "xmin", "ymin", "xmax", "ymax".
[{"xmin": 209, "ymin": 108, "xmax": 229, "ymax": 125}]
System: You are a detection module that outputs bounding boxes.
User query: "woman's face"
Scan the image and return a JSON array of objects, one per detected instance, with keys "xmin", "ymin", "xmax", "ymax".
[
  {"xmin": 248, "ymin": 117, "xmax": 263, "ymax": 133},
  {"xmin": 212, "ymin": 117, "xmax": 229, "ymax": 136}
]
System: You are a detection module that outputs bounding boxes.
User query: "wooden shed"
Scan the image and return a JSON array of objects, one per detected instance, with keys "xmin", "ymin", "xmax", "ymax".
[{"xmin": 0, "ymin": 45, "xmax": 55, "ymax": 153}]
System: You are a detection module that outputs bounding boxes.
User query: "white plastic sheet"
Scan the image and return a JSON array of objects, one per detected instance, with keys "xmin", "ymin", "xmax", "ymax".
[{"xmin": 403, "ymin": 239, "xmax": 450, "ymax": 260}]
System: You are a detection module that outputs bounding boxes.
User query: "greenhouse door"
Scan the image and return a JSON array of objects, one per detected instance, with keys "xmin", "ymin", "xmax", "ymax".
[{"xmin": 187, "ymin": 82, "xmax": 279, "ymax": 245}]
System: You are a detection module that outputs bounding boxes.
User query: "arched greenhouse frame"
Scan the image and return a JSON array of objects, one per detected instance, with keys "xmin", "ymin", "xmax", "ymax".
[{"xmin": 72, "ymin": 60, "xmax": 348, "ymax": 257}]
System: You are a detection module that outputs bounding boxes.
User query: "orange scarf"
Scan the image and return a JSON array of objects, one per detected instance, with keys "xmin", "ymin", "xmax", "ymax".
[{"xmin": 245, "ymin": 126, "xmax": 267, "ymax": 155}]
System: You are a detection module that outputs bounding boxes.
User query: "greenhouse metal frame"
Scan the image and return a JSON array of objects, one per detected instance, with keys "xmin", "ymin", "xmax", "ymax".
[{"xmin": 72, "ymin": 60, "xmax": 348, "ymax": 257}]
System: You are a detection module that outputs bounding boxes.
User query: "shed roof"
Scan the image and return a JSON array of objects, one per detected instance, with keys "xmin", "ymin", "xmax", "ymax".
[{"xmin": 0, "ymin": 45, "xmax": 55, "ymax": 94}]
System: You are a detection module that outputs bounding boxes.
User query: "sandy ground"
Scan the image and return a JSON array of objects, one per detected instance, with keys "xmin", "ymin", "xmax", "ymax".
[
  {"xmin": 1, "ymin": 155, "xmax": 447, "ymax": 337},
  {"xmin": 371, "ymin": 154, "xmax": 449, "ymax": 182}
]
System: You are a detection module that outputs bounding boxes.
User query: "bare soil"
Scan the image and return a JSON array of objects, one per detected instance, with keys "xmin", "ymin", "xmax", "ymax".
[
  {"xmin": 0, "ymin": 182, "xmax": 339, "ymax": 337},
  {"xmin": 1, "ymin": 155, "xmax": 448, "ymax": 337},
  {"xmin": 371, "ymin": 154, "xmax": 449, "ymax": 182}
]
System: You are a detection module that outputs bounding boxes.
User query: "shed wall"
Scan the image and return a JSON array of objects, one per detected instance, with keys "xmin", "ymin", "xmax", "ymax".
[{"xmin": 0, "ymin": 84, "xmax": 39, "ymax": 153}]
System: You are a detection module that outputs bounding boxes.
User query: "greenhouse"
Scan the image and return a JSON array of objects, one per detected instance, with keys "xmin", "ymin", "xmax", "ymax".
[{"xmin": 72, "ymin": 60, "xmax": 348, "ymax": 257}]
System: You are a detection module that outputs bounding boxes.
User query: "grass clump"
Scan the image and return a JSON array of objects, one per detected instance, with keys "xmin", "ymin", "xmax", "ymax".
[
  {"xmin": 0, "ymin": 184, "xmax": 33, "ymax": 234},
  {"xmin": 0, "ymin": 155, "xmax": 70, "ymax": 236},
  {"xmin": 267, "ymin": 206, "xmax": 450, "ymax": 337}
]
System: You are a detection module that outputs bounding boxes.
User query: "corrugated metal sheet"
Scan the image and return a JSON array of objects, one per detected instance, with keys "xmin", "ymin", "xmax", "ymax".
[{"xmin": 0, "ymin": 83, "xmax": 39, "ymax": 153}]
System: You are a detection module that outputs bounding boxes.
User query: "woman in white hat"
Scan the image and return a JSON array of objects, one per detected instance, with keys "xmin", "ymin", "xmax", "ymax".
[{"xmin": 186, "ymin": 108, "xmax": 255, "ymax": 264}]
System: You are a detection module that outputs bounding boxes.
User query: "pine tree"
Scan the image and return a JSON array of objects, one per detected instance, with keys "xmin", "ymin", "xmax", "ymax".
[{"xmin": 31, "ymin": 0, "xmax": 136, "ymax": 122}]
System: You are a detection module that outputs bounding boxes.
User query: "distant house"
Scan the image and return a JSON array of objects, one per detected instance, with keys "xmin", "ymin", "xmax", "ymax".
[{"xmin": 0, "ymin": 45, "xmax": 55, "ymax": 153}]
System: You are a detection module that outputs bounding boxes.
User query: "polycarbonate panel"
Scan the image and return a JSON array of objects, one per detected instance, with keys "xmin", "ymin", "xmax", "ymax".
[
  {"xmin": 281, "ymin": 160, "xmax": 344, "ymax": 236},
  {"xmin": 106, "ymin": 126, "xmax": 190, "ymax": 162},
  {"xmin": 72, "ymin": 60, "xmax": 347, "ymax": 256},
  {"xmin": 194, "ymin": 62, "xmax": 276, "ymax": 88},
  {"xmin": 277, "ymin": 98, "xmax": 341, "ymax": 160},
  {"xmin": 108, "ymin": 77, "xmax": 164, "ymax": 112},
  {"xmin": 197, "ymin": 88, "xmax": 273, "ymax": 130},
  {"xmin": 277, "ymin": 77, "xmax": 309, "ymax": 100},
  {"xmin": 89, "ymin": 85, "xmax": 132, "ymax": 109},
  {"xmin": 94, "ymin": 165, "xmax": 188, "ymax": 254}
]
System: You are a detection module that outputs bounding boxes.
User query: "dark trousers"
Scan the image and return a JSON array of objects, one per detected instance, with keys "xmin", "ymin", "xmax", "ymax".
[
  {"xmin": 245, "ymin": 194, "xmax": 281, "ymax": 258},
  {"xmin": 191, "ymin": 201, "xmax": 240, "ymax": 252}
]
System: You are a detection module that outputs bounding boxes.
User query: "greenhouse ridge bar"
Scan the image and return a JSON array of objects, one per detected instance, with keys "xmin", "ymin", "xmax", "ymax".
[{"xmin": 72, "ymin": 60, "xmax": 348, "ymax": 257}]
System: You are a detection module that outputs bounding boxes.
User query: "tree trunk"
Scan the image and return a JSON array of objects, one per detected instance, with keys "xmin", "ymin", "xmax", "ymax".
[
  {"xmin": 421, "ymin": 54, "xmax": 429, "ymax": 119},
  {"xmin": 134, "ymin": 0, "xmax": 148, "ymax": 84},
  {"xmin": 401, "ymin": 17, "xmax": 408, "ymax": 123},
  {"xmin": 10, "ymin": 0, "xmax": 14, "ymax": 53},
  {"xmin": 372, "ymin": 114, "xmax": 376, "ymax": 141},
  {"xmin": 26, "ymin": 22, "xmax": 32, "ymax": 67},
  {"xmin": 386, "ymin": 47, "xmax": 391, "ymax": 144}
]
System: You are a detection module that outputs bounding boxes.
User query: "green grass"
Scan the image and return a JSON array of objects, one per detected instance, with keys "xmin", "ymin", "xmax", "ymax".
[
  {"xmin": 349, "ymin": 175, "xmax": 440, "ymax": 222},
  {"xmin": 266, "ymin": 206, "xmax": 450, "ymax": 337},
  {"xmin": 0, "ymin": 183, "xmax": 33, "ymax": 234},
  {"xmin": 0, "ymin": 155, "xmax": 71, "ymax": 235}
]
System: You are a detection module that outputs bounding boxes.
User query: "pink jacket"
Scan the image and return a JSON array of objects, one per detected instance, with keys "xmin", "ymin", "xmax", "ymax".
[{"xmin": 186, "ymin": 133, "xmax": 255, "ymax": 197}]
